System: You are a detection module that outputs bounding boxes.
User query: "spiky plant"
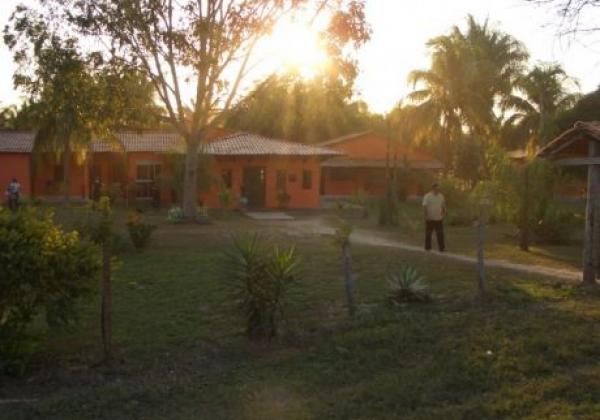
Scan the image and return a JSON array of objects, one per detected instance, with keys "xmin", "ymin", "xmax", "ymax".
[
  {"xmin": 224, "ymin": 235, "xmax": 300, "ymax": 341},
  {"xmin": 387, "ymin": 265, "xmax": 431, "ymax": 304}
]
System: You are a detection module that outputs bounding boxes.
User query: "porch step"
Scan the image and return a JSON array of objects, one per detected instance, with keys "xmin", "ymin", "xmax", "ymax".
[{"xmin": 244, "ymin": 211, "xmax": 295, "ymax": 221}]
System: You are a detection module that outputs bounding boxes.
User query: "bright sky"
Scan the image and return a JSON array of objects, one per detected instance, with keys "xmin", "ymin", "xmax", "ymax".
[{"xmin": 1, "ymin": 0, "xmax": 599, "ymax": 114}]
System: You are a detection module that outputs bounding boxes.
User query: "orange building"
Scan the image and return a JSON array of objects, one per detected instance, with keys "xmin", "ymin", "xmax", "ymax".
[
  {"xmin": 318, "ymin": 132, "xmax": 443, "ymax": 199},
  {"xmin": 0, "ymin": 130, "xmax": 338, "ymax": 209}
]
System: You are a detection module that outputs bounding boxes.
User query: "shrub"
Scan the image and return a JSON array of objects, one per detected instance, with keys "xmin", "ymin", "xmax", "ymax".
[
  {"xmin": 167, "ymin": 205, "xmax": 184, "ymax": 223},
  {"xmin": 224, "ymin": 235, "xmax": 301, "ymax": 341},
  {"xmin": 387, "ymin": 265, "xmax": 431, "ymax": 304},
  {"xmin": 127, "ymin": 211, "xmax": 157, "ymax": 250},
  {"xmin": 437, "ymin": 177, "xmax": 469, "ymax": 209},
  {"xmin": 533, "ymin": 207, "xmax": 578, "ymax": 245},
  {"xmin": 447, "ymin": 208, "xmax": 475, "ymax": 227},
  {"xmin": 0, "ymin": 207, "xmax": 100, "ymax": 372},
  {"xmin": 218, "ymin": 188, "xmax": 233, "ymax": 210},
  {"xmin": 351, "ymin": 189, "xmax": 369, "ymax": 218}
]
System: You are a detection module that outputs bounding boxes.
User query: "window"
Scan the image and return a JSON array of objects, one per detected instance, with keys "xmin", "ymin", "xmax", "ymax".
[
  {"xmin": 136, "ymin": 163, "xmax": 161, "ymax": 198},
  {"xmin": 302, "ymin": 170, "xmax": 312, "ymax": 189},
  {"xmin": 222, "ymin": 169, "xmax": 232, "ymax": 189},
  {"xmin": 276, "ymin": 170, "xmax": 287, "ymax": 192}
]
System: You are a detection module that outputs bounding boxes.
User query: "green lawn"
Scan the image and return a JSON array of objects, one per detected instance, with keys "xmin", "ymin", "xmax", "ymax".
[
  {"xmin": 2, "ymin": 209, "xmax": 600, "ymax": 419},
  {"xmin": 346, "ymin": 201, "xmax": 584, "ymax": 271}
]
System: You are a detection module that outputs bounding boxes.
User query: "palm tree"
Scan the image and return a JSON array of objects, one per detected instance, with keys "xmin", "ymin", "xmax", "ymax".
[
  {"xmin": 501, "ymin": 63, "xmax": 578, "ymax": 251},
  {"xmin": 503, "ymin": 64, "xmax": 580, "ymax": 149},
  {"xmin": 407, "ymin": 16, "xmax": 528, "ymax": 170}
]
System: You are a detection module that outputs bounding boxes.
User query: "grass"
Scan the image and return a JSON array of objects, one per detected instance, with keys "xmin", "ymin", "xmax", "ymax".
[
  {"xmin": 2, "ymin": 207, "xmax": 600, "ymax": 419},
  {"xmin": 346, "ymin": 200, "xmax": 584, "ymax": 271}
]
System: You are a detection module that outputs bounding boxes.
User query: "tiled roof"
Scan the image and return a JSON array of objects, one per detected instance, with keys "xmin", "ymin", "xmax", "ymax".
[
  {"xmin": 203, "ymin": 132, "xmax": 341, "ymax": 156},
  {"xmin": 0, "ymin": 131, "xmax": 35, "ymax": 152},
  {"xmin": 0, "ymin": 130, "xmax": 339, "ymax": 157},
  {"xmin": 316, "ymin": 131, "xmax": 373, "ymax": 147},
  {"xmin": 92, "ymin": 132, "xmax": 185, "ymax": 153},
  {"xmin": 538, "ymin": 121, "xmax": 600, "ymax": 158}
]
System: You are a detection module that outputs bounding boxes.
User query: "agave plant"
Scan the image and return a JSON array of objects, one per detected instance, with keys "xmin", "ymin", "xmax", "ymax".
[
  {"xmin": 224, "ymin": 235, "xmax": 301, "ymax": 341},
  {"xmin": 387, "ymin": 265, "xmax": 431, "ymax": 304}
]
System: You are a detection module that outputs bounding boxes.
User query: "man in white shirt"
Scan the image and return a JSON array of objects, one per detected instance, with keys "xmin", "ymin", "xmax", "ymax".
[{"xmin": 422, "ymin": 183, "xmax": 446, "ymax": 252}]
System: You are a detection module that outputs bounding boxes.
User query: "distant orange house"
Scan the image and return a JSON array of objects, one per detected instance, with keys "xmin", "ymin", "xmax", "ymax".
[
  {"xmin": 318, "ymin": 132, "xmax": 443, "ymax": 199},
  {"xmin": 0, "ymin": 131, "xmax": 338, "ymax": 209}
]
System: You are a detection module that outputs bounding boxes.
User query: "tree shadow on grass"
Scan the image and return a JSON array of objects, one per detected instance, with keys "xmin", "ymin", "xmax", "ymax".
[{"xmin": 2, "ymin": 243, "xmax": 600, "ymax": 420}]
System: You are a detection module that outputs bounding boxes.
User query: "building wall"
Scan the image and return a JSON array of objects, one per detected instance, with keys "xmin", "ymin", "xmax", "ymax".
[
  {"xmin": 126, "ymin": 152, "xmax": 173, "ymax": 204},
  {"xmin": 3, "ymin": 150, "xmax": 324, "ymax": 208},
  {"xmin": 201, "ymin": 156, "xmax": 323, "ymax": 209},
  {"xmin": 321, "ymin": 167, "xmax": 423, "ymax": 197},
  {"xmin": 0, "ymin": 153, "xmax": 32, "ymax": 198},
  {"xmin": 321, "ymin": 133, "xmax": 436, "ymax": 198},
  {"xmin": 32, "ymin": 155, "xmax": 89, "ymax": 199},
  {"xmin": 327, "ymin": 133, "xmax": 434, "ymax": 162}
]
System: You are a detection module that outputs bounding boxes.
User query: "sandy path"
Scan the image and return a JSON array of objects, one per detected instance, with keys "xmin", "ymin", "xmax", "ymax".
[{"xmin": 285, "ymin": 217, "xmax": 582, "ymax": 282}]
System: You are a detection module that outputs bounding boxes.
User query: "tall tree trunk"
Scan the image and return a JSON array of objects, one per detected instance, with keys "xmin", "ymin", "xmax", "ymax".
[
  {"xmin": 101, "ymin": 243, "xmax": 112, "ymax": 361},
  {"xmin": 63, "ymin": 138, "xmax": 71, "ymax": 202},
  {"xmin": 519, "ymin": 164, "xmax": 530, "ymax": 251},
  {"xmin": 182, "ymin": 138, "xmax": 199, "ymax": 219},
  {"xmin": 341, "ymin": 240, "xmax": 355, "ymax": 317}
]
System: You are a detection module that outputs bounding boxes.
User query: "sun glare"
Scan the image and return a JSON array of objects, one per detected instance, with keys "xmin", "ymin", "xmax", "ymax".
[{"xmin": 265, "ymin": 19, "xmax": 329, "ymax": 80}]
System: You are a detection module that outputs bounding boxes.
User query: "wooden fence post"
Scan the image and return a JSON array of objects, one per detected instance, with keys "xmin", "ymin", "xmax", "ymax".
[
  {"xmin": 342, "ymin": 239, "xmax": 355, "ymax": 317},
  {"xmin": 476, "ymin": 199, "xmax": 492, "ymax": 297},
  {"xmin": 583, "ymin": 141, "xmax": 600, "ymax": 284}
]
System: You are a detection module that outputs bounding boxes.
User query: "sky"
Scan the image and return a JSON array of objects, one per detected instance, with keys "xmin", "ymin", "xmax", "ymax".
[{"xmin": 1, "ymin": 0, "xmax": 599, "ymax": 114}]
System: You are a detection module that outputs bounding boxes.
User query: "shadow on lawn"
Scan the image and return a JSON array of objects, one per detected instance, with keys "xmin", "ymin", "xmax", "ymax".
[
  {"xmin": 219, "ymin": 283, "xmax": 600, "ymax": 419},
  {"xmin": 2, "ymin": 228, "xmax": 600, "ymax": 420}
]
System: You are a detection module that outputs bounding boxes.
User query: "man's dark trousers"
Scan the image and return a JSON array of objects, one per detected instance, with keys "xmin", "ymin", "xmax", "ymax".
[{"xmin": 425, "ymin": 220, "xmax": 445, "ymax": 251}]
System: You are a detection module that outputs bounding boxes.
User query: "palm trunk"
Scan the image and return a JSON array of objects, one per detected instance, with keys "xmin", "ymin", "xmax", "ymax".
[
  {"xmin": 182, "ymin": 138, "xmax": 199, "ymax": 219},
  {"xmin": 101, "ymin": 243, "xmax": 112, "ymax": 361}
]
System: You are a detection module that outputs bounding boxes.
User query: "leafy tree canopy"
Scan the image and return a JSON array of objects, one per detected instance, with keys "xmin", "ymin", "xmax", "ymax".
[
  {"xmin": 556, "ymin": 87, "xmax": 600, "ymax": 131},
  {"xmin": 225, "ymin": 72, "xmax": 373, "ymax": 143},
  {"xmin": 6, "ymin": 0, "xmax": 370, "ymax": 218}
]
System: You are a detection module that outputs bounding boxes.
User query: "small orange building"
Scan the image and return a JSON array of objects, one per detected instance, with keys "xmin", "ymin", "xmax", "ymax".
[
  {"xmin": 0, "ymin": 132, "xmax": 34, "ymax": 198},
  {"xmin": 0, "ymin": 130, "xmax": 338, "ymax": 209},
  {"xmin": 318, "ymin": 132, "xmax": 443, "ymax": 199}
]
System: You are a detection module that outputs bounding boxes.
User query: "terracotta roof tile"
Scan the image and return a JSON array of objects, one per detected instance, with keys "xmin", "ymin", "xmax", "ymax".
[
  {"xmin": 0, "ymin": 130, "xmax": 339, "ymax": 157},
  {"xmin": 0, "ymin": 131, "xmax": 35, "ymax": 152},
  {"xmin": 203, "ymin": 132, "xmax": 340, "ymax": 156},
  {"xmin": 95, "ymin": 132, "xmax": 185, "ymax": 153},
  {"xmin": 316, "ymin": 131, "xmax": 373, "ymax": 147},
  {"xmin": 538, "ymin": 121, "xmax": 600, "ymax": 158}
]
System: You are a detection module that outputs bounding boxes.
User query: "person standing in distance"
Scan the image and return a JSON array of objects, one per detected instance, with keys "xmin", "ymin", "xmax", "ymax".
[{"xmin": 422, "ymin": 182, "xmax": 446, "ymax": 252}]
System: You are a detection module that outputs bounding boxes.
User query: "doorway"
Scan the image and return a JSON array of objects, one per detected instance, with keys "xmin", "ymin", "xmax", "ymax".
[{"xmin": 242, "ymin": 167, "xmax": 266, "ymax": 208}]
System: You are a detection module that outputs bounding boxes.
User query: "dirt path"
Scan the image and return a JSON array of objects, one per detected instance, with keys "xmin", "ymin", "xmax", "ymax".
[{"xmin": 285, "ymin": 217, "xmax": 582, "ymax": 282}]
